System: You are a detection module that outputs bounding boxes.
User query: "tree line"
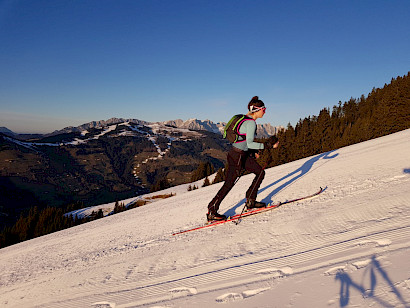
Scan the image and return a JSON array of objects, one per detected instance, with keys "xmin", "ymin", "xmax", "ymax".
[{"xmin": 0, "ymin": 206, "xmax": 105, "ymax": 248}]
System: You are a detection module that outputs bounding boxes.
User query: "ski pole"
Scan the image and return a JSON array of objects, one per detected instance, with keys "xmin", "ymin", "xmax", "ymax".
[{"xmin": 234, "ymin": 198, "xmax": 248, "ymax": 225}]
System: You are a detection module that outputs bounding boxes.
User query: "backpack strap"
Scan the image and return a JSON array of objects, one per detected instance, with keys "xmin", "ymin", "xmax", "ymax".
[{"xmin": 234, "ymin": 115, "xmax": 253, "ymax": 143}]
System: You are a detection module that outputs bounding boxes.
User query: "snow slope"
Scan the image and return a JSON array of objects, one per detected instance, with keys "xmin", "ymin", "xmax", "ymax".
[{"xmin": 1, "ymin": 129, "xmax": 410, "ymax": 308}]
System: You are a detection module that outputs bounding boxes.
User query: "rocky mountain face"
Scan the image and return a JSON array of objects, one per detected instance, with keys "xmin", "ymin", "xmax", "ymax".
[
  {"xmin": 162, "ymin": 119, "xmax": 223, "ymax": 134},
  {"xmin": 162, "ymin": 118, "xmax": 282, "ymax": 137}
]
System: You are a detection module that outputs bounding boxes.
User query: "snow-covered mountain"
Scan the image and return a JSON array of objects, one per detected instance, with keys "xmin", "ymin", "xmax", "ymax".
[
  {"xmin": 162, "ymin": 118, "xmax": 283, "ymax": 137},
  {"xmin": 2, "ymin": 117, "xmax": 282, "ymax": 141},
  {"xmin": 163, "ymin": 118, "xmax": 223, "ymax": 134},
  {"xmin": 1, "ymin": 129, "xmax": 409, "ymax": 308},
  {"xmin": 255, "ymin": 121, "xmax": 281, "ymax": 137},
  {"xmin": 47, "ymin": 117, "xmax": 149, "ymax": 136}
]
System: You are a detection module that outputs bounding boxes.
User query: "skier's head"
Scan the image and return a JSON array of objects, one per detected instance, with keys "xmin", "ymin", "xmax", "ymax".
[{"xmin": 248, "ymin": 96, "xmax": 266, "ymax": 113}]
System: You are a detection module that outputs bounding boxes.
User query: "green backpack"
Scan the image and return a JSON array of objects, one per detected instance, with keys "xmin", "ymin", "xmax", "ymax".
[{"xmin": 223, "ymin": 114, "xmax": 252, "ymax": 143}]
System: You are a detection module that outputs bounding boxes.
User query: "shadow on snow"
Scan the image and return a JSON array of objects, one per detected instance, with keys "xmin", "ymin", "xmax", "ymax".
[
  {"xmin": 224, "ymin": 150, "xmax": 338, "ymax": 217},
  {"xmin": 335, "ymin": 255, "xmax": 407, "ymax": 307}
]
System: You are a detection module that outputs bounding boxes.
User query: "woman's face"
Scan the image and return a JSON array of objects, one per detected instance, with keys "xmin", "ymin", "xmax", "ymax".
[{"xmin": 255, "ymin": 107, "xmax": 266, "ymax": 119}]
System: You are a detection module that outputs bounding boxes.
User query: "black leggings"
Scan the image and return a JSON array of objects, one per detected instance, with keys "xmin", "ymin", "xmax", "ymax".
[{"xmin": 208, "ymin": 147, "xmax": 265, "ymax": 214}]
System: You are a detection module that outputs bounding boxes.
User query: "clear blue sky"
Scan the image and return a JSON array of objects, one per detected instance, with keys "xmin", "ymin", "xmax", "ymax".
[{"xmin": 1, "ymin": 0, "xmax": 409, "ymax": 133}]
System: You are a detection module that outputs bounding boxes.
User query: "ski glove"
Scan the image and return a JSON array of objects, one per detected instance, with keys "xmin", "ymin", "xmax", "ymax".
[
  {"xmin": 265, "ymin": 135, "xmax": 279, "ymax": 148},
  {"xmin": 248, "ymin": 149, "xmax": 260, "ymax": 158}
]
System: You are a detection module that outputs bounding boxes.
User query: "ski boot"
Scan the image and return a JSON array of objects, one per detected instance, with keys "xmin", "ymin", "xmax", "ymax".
[
  {"xmin": 245, "ymin": 199, "xmax": 266, "ymax": 210},
  {"xmin": 207, "ymin": 212, "xmax": 227, "ymax": 222}
]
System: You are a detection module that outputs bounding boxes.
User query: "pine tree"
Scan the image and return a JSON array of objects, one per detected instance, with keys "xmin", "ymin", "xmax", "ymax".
[
  {"xmin": 114, "ymin": 201, "xmax": 126, "ymax": 213},
  {"xmin": 202, "ymin": 176, "xmax": 210, "ymax": 187},
  {"xmin": 97, "ymin": 209, "xmax": 104, "ymax": 219},
  {"xmin": 212, "ymin": 168, "xmax": 225, "ymax": 184},
  {"xmin": 152, "ymin": 177, "xmax": 170, "ymax": 192},
  {"xmin": 313, "ymin": 108, "xmax": 332, "ymax": 152},
  {"xmin": 191, "ymin": 162, "xmax": 215, "ymax": 182}
]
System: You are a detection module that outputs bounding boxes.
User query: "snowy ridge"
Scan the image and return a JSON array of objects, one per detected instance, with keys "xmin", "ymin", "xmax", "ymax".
[
  {"xmin": 3, "ymin": 136, "xmax": 59, "ymax": 149},
  {"xmin": 0, "ymin": 129, "xmax": 409, "ymax": 308},
  {"xmin": 4, "ymin": 121, "xmax": 203, "ymax": 148}
]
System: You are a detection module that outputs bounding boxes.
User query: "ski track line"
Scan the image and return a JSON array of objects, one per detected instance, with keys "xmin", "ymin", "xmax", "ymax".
[
  {"xmin": 34, "ymin": 195, "xmax": 404, "ymax": 302},
  {"xmin": 26, "ymin": 179, "xmax": 409, "ymax": 307},
  {"xmin": 38, "ymin": 222, "xmax": 410, "ymax": 308},
  {"xmin": 141, "ymin": 226, "xmax": 410, "ymax": 290},
  {"xmin": 51, "ymin": 229, "xmax": 410, "ymax": 308},
  {"xmin": 28, "ymin": 207, "xmax": 408, "ymax": 307},
  {"xmin": 111, "ymin": 234, "xmax": 410, "ymax": 308},
  {"xmin": 34, "ymin": 190, "xmax": 410, "ymax": 307}
]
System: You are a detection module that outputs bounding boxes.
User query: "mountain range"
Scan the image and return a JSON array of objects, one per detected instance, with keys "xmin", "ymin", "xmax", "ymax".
[{"xmin": 1, "ymin": 117, "xmax": 283, "ymax": 139}]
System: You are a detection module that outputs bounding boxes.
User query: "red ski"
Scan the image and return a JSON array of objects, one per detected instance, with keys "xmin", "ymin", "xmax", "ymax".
[{"xmin": 172, "ymin": 187, "xmax": 324, "ymax": 235}]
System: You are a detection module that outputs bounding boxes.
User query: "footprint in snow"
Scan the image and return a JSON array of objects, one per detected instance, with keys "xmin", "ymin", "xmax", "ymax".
[
  {"xmin": 256, "ymin": 266, "xmax": 293, "ymax": 277},
  {"xmin": 324, "ymin": 266, "xmax": 347, "ymax": 276},
  {"xmin": 242, "ymin": 287, "xmax": 271, "ymax": 298},
  {"xmin": 356, "ymin": 239, "xmax": 392, "ymax": 247},
  {"xmin": 216, "ymin": 288, "xmax": 270, "ymax": 303},
  {"xmin": 216, "ymin": 292, "xmax": 243, "ymax": 303},
  {"xmin": 384, "ymin": 174, "xmax": 408, "ymax": 182},
  {"xmin": 324, "ymin": 256, "xmax": 385, "ymax": 276},
  {"xmin": 169, "ymin": 287, "xmax": 197, "ymax": 298}
]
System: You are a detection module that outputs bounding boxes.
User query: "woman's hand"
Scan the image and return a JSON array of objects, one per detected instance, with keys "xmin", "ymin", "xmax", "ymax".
[{"xmin": 265, "ymin": 135, "xmax": 279, "ymax": 149}]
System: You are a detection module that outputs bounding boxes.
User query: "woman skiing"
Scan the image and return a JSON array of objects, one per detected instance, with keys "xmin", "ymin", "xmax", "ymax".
[{"xmin": 207, "ymin": 96, "xmax": 279, "ymax": 221}]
